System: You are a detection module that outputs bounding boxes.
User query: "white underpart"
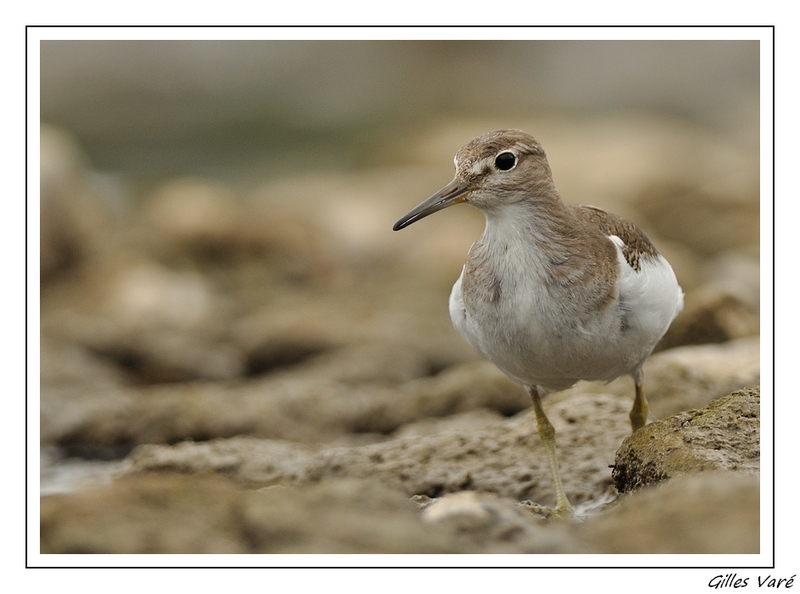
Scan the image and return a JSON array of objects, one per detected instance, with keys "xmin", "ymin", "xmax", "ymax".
[
  {"xmin": 448, "ymin": 226, "xmax": 683, "ymax": 392},
  {"xmin": 608, "ymin": 234, "xmax": 684, "ymax": 367}
]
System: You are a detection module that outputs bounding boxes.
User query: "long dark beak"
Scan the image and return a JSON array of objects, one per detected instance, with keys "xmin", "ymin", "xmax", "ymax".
[{"xmin": 393, "ymin": 179, "xmax": 471, "ymax": 231}]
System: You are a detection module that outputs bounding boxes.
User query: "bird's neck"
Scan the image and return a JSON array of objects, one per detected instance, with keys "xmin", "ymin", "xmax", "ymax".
[
  {"xmin": 480, "ymin": 192, "xmax": 581, "ymax": 256},
  {"xmin": 466, "ymin": 192, "xmax": 617, "ymax": 304}
]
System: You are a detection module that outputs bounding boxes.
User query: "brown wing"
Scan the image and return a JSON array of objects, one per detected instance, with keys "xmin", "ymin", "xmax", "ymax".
[{"xmin": 573, "ymin": 205, "xmax": 659, "ymax": 272}]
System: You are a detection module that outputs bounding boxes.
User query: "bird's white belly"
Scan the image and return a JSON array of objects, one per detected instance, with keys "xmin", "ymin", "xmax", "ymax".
[{"xmin": 449, "ymin": 252, "xmax": 682, "ymax": 391}]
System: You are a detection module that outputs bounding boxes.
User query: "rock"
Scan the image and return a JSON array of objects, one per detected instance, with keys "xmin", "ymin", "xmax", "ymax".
[
  {"xmin": 40, "ymin": 348, "xmax": 528, "ymax": 448},
  {"xmin": 41, "ymin": 473, "xmax": 249, "ymax": 553},
  {"xmin": 129, "ymin": 438, "xmax": 321, "ymax": 486},
  {"xmin": 633, "ymin": 181, "xmax": 759, "ymax": 258},
  {"xmin": 54, "ymin": 386, "xmax": 762, "ymax": 554},
  {"xmin": 41, "ymin": 332, "xmax": 759, "ymax": 486},
  {"xmin": 421, "ymin": 490, "xmax": 582, "ymax": 553},
  {"xmin": 40, "ymin": 336, "xmax": 125, "ymax": 389},
  {"xmin": 138, "ymin": 177, "xmax": 334, "ymax": 281},
  {"xmin": 702, "ymin": 251, "xmax": 760, "ymax": 309},
  {"xmin": 42, "ymin": 310, "xmax": 245, "ymax": 387},
  {"xmin": 612, "ymin": 387, "xmax": 759, "ymax": 493},
  {"xmin": 40, "ymin": 255, "xmax": 249, "ymax": 386},
  {"xmin": 658, "ymin": 286, "xmax": 759, "ymax": 350},
  {"xmin": 40, "ymin": 125, "xmax": 116, "ymax": 282},
  {"xmin": 40, "ymin": 446, "xmax": 128, "ymax": 496},
  {"xmin": 138, "ymin": 178, "xmax": 244, "ymax": 256},
  {"xmin": 130, "ymin": 393, "xmax": 631, "ymax": 507},
  {"xmin": 642, "ymin": 339, "xmax": 760, "ymax": 419},
  {"xmin": 106, "ymin": 263, "xmax": 216, "ymax": 331},
  {"xmin": 553, "ymin": 336, "xmax": 760, "ymax": 421},
  {"xmin": 394, "ymin": 408, "xmax": 508, "ymax": 439},
  {"xmin": 40, "ymin": 474, "xmax": 464, "ymax": 554},
  {"xmin": 236, "ymin": 478, "xmax": 463, "ymax": 553},
  {"xmin": 36, "ymin": 111, "xmax": 763, "ymax": 556},
  {"xmin": 579, "ymin": 472, "xmax": 759, "ymax": 554}
]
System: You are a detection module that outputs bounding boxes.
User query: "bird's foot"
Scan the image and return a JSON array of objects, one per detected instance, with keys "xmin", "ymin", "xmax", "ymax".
[{"xmin": 520, "ymin": 500, "xmax": 574, "ymax": 521}]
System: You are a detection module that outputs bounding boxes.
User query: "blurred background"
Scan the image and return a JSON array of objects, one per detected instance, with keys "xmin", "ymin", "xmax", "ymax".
[
  {"xmin": 39, "ymin": 39, "xmax": 761, "ymax": 496},
  {"xmin": 40, "ymin": 40, "xmax": 759, "ymax": 174}
]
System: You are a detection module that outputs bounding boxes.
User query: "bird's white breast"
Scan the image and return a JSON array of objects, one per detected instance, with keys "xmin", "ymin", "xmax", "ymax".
[{"xmin": 449, "ymin": 233, "xmax": 683, "ymax": 391}]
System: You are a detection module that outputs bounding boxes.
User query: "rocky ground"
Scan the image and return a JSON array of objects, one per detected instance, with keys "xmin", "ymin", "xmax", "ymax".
[{"xmin": 38, "ymin": 116, "xmax": 761, "ymax": 556}]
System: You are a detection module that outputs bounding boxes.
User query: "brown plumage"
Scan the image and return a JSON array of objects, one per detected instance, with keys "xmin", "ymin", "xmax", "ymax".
[{"xmin": 394, "ymin": 129, "xmax": 683, "ymax": 517}]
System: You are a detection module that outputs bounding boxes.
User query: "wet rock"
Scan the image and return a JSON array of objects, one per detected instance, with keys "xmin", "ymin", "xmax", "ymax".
[
  {"xmin": 612, "ymin": 387, "xmax": 760, "ymax": 493},
  {"xmin": 580, "ymin": 472, "xmax": 759, "ymax": 554}
]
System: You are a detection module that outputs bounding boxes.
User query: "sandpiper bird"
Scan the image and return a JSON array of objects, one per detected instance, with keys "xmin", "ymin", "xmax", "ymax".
[{"xmin": 393, "ymin": 129, "xmax": 683, "ymax": 516}]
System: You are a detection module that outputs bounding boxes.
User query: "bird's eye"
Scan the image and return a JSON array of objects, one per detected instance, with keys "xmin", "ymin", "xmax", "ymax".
[{"xmin": 495, "ymin": 152, "xmax": 516, "ymax": 171}]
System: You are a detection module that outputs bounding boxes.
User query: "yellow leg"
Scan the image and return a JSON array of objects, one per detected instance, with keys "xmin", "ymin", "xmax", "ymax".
[
  {"xmin": 527, "ymin": 386, "xmax": 573, "ymax": 517},
  {"xmin": 629, "ymin": 379, "xmax": 649, "ymax": 433}
]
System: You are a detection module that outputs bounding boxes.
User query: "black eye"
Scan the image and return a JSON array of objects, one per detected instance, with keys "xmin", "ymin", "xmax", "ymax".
[{"xmin": 495, "ymin": 152, "xmax": 516, "ymax": 171}]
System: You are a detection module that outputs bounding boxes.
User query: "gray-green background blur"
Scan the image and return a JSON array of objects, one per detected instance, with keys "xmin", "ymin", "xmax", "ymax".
[{"xmin": 41, "ymin": 40, "xmax": 758, "ymax": 178}]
